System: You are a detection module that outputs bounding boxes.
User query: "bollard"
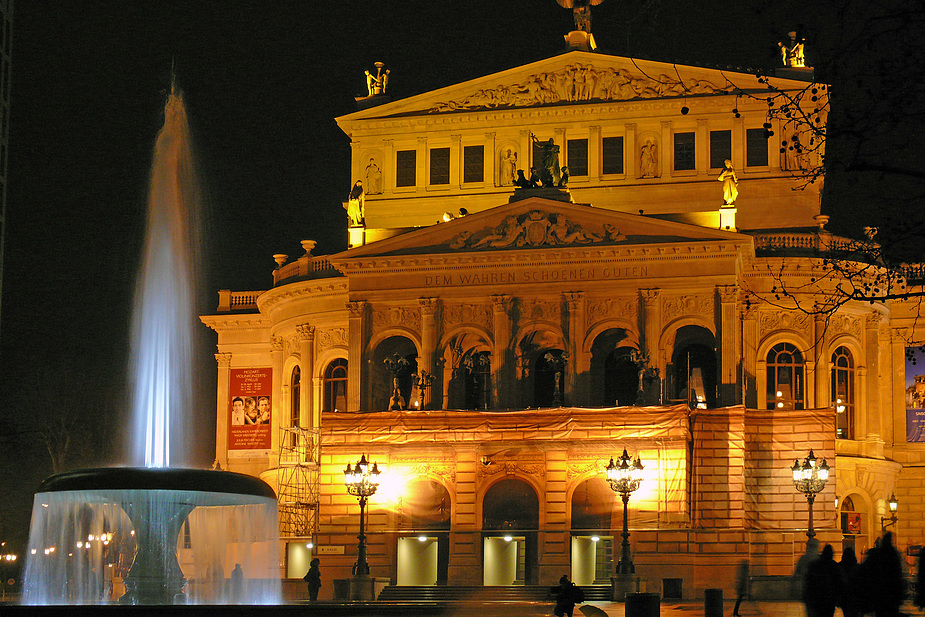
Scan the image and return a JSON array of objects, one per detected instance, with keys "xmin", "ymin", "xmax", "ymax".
[
  {"xmin": 626, "ymin": 592, "xmax": 660, "ymax": 617},
  {"xmin": 704, "ymin": 588, "xmax": 723, "ymax": 617}
]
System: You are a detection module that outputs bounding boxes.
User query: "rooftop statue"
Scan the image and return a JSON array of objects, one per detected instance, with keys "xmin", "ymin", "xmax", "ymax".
[
  {"xmin": 531, "ymin": 133, "xmax": 561, "ymax": 187},
  {"xmin": 364, "ymin": 62, "xmax": 390, "ymax": 97},
  {"xmin": 778, "ymin": 31, "xmax": 806, "ymax": 68},
  {"xmin": 718, "ymin": 160, "xmax": 739, "ymax": 205},
  {"xmin": 556, "ymin": 0, "xmax": 604, "ymax": 33},
  {"xmin": 345, "ymin": 180, "xmax": 365, "ymax": 226}
]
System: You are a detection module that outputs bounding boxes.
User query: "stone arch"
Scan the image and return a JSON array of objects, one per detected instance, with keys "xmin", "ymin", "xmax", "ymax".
[
  {"xmin": 757, "ymin": 333, "xmax": 812, "ymax": 410},
  {"xmin": 582, "ymin": 319, "xmax": 639, "ymax": 354},
  {"xmin": 586, "ymin": 327, "xmax": 635, "ymax": 406},
  {"xmin": 369, "ymin": 335, "xmax": 419, "ymax": 411},
  {"xmin": 569, "ymin": 475, "xmax": 617, "ymax": 531},
  {"xmin": 838, "ymin": 489, "xmax": 875, "ymax": 556},
  {"xmin": 403, "ymin": 476, "xmax": 453, "ymax": 530},
  {"xmin": 440, "ymin": 327, "xmax": 493, "ymax": 410},
  {"xmin": 480, "ymin": 476, "xmax": 542, "ymax": 586},
  {"xmin": 513, "ymin": 326, "xmax": 566, "ymax": 408},
  {"xmin": 663, "ymin": 323, "xmax": 717, "ymax": 408}
]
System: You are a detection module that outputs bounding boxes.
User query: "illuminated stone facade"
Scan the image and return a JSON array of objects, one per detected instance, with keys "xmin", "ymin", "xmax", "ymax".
[{"xmin": 202, "ymin": 50, "xmax": 925, "ymax": 599}]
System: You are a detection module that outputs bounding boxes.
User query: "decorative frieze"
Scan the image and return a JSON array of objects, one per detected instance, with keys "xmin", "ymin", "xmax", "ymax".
[
  {"xmin": 372, "ymin": 305, "xmax": 421, "ymax": 332},
  {"xmin": 445, "ymin": 303, "xmax": 493, "ymax": 330},
  {"xmin": 317, "ymin": 327, "xmax": 348, "ymax": 351},
  {"xmin": 662, "ymin": 294, "xmax": 713, "ymax": 322},
  {"xmin": 758, "ymin": 310, "xmax": 811, "ymax": 338},
  {"xmin": 828, "ymin": 314, "xmax": 862, "ymax": 340},
  {"xmin": 586, "ymin": 296, "xmax": 637, "ymax": 325},
  {"xmin": 519, "ymin": 298, "xmax": 561, "ymax": 324},
  {"xmin": 478, "ymin": 461, "xmax": 546, "ymax": 480},
  {"xmin": 450, "ymin": 210, "xmax": 612, "ymax": 250}
]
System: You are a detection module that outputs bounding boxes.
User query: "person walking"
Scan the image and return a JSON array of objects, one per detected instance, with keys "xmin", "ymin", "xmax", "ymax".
[
  {"xmin": 230, "ymin": 563, "xmax": 244, "ymax": 603},
  {"xmin": 553, "ymin": 575, "xmax": 583, "ymax": 617},
  {"xmin": 733, "ymin": 559, "xmax": 750, "ymax": 617},
  {"xmin": 803, "ymin": 544, "xmax": 843, "ymax": 617},
  {"xmin": 838, "ymin": 546, "xmax": 860, "ymax": 617},
  {"xmin": 303, "ymin": 557, "xmax": 321, "ymax": 602},
  {"xmin": 914, "ymin": 547, "xmax": 924, "ymax": 610},
  {"xmin": 858, "ymin": 532, "xmax": 906, "ymax": 617}
]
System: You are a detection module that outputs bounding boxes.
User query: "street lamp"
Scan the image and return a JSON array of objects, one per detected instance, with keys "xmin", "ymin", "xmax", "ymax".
[
  {"xmin": 881, "ymin": 492, "xmax": 898, "ymax": 532},
  {"xmin": 605, "ymin": 448, "xmax": 644, "ymax": 574},
  {"xmin": 343, "ymin": 454, "xmax": 380, "ymax": 576},
  {"xmin": 791, "ymin": 449, "xmax": 829, "ymax": 542}
]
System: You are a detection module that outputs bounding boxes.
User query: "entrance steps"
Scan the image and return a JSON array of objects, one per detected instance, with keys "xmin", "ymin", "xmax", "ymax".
[{"xmin": 377, "ymin": 585, "xmax": 612, "ymax": 602}]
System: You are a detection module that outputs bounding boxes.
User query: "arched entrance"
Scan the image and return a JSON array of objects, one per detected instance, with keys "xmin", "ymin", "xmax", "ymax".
[
  {"xmin": 441, "ymin": 332, "xmax": 492, "ymax": 410},
  {"xmin": 370, "ymin": 336, "xmax": 418, "ymax": 411},
  {"xmin": 516, "ymin": 329, "xmax": 566, "ymax": 408},
  {"xmin": 605, "ymin": 347, "xmax": 640, "ymax": 406},
  {"xmin": 482, "ymin": 478, "xmax": 539, "ymax": 585},
  {"xmin": 397, "ymin": 479, "xmax": 451, "ymax": 586},
  {"xmin": 570, "ymin": 478, "xmax": 616, "ymax": 585},
  {"xmin": 668, "ymin": 326, "xmax": 717, "ymax": 408},
  {"xmin": 839, "ymin": 494, "xmax": 871, "ymax": 556}
]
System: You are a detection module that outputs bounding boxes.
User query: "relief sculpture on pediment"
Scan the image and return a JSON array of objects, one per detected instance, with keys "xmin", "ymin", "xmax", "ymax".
[
  {"xmin": 429, "ymin": 64, "xmax": 732, "ymax": 113},
  {"xmin": 452, "ymin": 210, "xmax": 614, "ymax": 250}
]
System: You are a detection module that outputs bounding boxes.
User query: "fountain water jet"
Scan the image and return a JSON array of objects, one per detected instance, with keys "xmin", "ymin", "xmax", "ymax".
[{"xmin": 22, "ymin": 81, "xmax": 282, "ymax": 605}]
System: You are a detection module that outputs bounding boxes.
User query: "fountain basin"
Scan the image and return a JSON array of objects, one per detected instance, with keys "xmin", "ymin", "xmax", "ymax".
[{"xmin": 23, "ymin": 468, "xmax": 281, "ymax": 605}]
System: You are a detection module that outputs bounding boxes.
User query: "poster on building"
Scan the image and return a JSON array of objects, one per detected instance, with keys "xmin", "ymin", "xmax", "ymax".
[
  {"xmin": 905, "ymin": 347, "xmax": 925, "ymax": 443},
  {"xmin": 229, "ymin": 367, "xmax": 272, "ymax": 451}
]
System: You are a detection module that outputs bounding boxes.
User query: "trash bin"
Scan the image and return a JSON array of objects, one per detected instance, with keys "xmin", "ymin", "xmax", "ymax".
[
  {"xmin": 625, "ymin": 592, "xmax": 660, "ymax": 617},
  {"xmin": 704, "ymin": 588, "xmax": 723, "ymax": 617}
]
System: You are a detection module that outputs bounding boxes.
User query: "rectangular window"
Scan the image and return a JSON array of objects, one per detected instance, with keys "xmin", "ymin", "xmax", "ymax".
[
  {"xmin": 429, "ymin": 147, "xmax": 450, "ymax": 185},
  {"xmin": 463, "ymin": 145, "xmax": 484, "ymax": 183},
  {"xmin": 566, "ymin": 139, "xmax": 588, "ymax": 176},
  {"xmin": 396, "ymin": 149, "xmax": 416, "ymax": 187},
  {"xmin": 674, "ymin": 132, "xmax": 695, "ymax": 171},
  {"xmin": 602, "ymin": 136, "xmax": 624, "ymax": 175},
  {"xmin": 746, "ymin": 128, "xmax": 770, "ymax": 167},
  {"xmin": 709, "ymin": 130, "xmax": 731, "ymax": 169}
]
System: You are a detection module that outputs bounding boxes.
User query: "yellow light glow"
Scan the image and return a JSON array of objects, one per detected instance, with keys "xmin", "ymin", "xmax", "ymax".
[
  {"xmin": 373, "ymin": 469, "xmax": 409, "ymax": 507},
  {"xmin": 503, "ymin": 535, "xmax": 513, "ymax": 542},
  {"xmin": 418, "ymin": 535, "xmax": 427, "ymax": 542},
  {"xmin": 591, "ymin": 536, "xmax": 600, "ymax": 542},
  {"xmin": 306, "ymin": 542, "xmax": 314, "ymax": 549}
]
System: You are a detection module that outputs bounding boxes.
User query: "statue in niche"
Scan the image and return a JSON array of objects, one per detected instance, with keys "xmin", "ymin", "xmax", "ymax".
[
  {"xmin": 556, "ymin": 0, "xmax": 604, "ymax": 33},
  {"xmin": 500, "ymin": 148, "xmax": 518, "ymax": 186},
  {"xmin": 364, "ymin": 158, "xmax": 382, "ymax": 194},
  {"xmin": 530, "ymin": 133, "xmax": 561, "ymax": 186},
  {"xmin": 639, "ymin": 140, "xmax": 658, "ymax": 178},
  {"xmin": 345, "ymin": 180, "xmax": 365, "ymax": 226},
  {"xmin": 717, "ymin": 159, "xmax": 739, "ymax": 205}
]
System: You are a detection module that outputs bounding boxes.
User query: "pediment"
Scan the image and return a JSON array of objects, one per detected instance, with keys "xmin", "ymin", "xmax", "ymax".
[
  {"xmin": 338, "ymin": 51, "xmax": 809, "ymax": 122},
  {"xmin": 329, "ymin": 196, "xmax": 750, "ymax": 267}
]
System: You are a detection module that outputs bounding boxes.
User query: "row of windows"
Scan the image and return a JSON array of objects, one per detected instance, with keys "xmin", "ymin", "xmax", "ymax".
[
  {"xmin": 766, "ymin": 343, "xmax": 855, "ymax": 439},
  {"xmin": 397, "ymin": 129, "xmax": 770, "ymax": 187}
]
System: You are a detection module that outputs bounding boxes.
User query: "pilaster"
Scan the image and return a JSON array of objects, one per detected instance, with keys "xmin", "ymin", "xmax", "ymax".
[
  {"xmin": 347, "ymin": 301, "xmax": 367, "ymax": 412},
  {"xmin": 298, "ymin": 325, "xmax": 315, "ymax": 427},
  {"xmin": 640, "ymin": 289, "xmax": 661, "ymax": 368},
  {"xmin": 813, "ymin": 313, "xmax": 828, "ymax": 408},
  {"xmin": 214, "ymin": 353, "xmax": 232, "ymax": 468},
  {"xmin": 491, "ymin": 295, "xmax": 512, "ymax": 409},
  {"xmin": 565, "ymin": 292, "xmax": 584, "ymax": 406},
  {"xmin": 717, "ymin": 285, "xmax": 739, "ymax": 406},
  {"xmin": 420, "ymin": 297, "xmax": 439, "ymax": 409},
  {"xmin": 865, "ymin": 313, "xmax": 882, "ymax": 440},
  {"xmin": 270, "ymin": 336, "xmax": 284, "ymax": 453}
]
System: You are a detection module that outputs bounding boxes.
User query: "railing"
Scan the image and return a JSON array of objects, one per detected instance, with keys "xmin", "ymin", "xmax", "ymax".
[
  {"xmin": 751, "ymin": 232, "xmax": 870, "ymax": 256},
  {"xmin": 273, "ymin": 255, "xmax": 342, "ymax": 286},
  {"xmin": 216, "ymin": 289, "xmax": 264, "ymax": 312}
]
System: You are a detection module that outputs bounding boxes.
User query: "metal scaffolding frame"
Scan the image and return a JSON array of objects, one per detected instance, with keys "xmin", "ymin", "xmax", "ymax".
[{"xmin": 277, "ymin": 425, "xmax": 321, "ymax": 538}]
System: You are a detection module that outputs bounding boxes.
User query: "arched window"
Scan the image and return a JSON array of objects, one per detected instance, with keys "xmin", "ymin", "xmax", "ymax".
[
  {"xmin": 323, "ymin": 358, "xmax": 348, "ymax": 412},
  {"xmin": 831, "ymin": 347, "xmax": 854, "ymax": 439},
  {"xmin": 290, "ymin": 366, "xmax": 301, "ymax": 426},
  {"xmin": 766, "ymin": 343, "xmax": 804, "ymax": 409}
]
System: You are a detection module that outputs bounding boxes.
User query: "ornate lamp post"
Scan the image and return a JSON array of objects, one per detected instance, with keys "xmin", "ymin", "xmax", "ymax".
[
  {"xmin": 791, "ymin": 449, "xmax": 829, "ymax": 542},
  {"xmin": 881, "ymin": 492, "xmax": 898, "ymax": 532},
  {"xmin": 605, "ymin": 448, "xmax": 644, "ymax": 574},
  {"xmin": 343, "ymin": 455, "xmax": 380, "ymax": 576}
]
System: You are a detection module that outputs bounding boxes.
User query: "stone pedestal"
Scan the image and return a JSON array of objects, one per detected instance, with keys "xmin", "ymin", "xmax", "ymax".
[
  {"xmin": 332, "ymin": 576, "xmax": 390, "ymax": 602},
  {"xmin": 611, "ymin": 574, "xmax": 645, "ymax": 602}
]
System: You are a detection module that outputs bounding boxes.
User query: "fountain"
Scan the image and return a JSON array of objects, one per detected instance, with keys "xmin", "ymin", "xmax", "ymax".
[{"xmin": 21, "ymin": 80, "xmax": 282, "ymax": 605}]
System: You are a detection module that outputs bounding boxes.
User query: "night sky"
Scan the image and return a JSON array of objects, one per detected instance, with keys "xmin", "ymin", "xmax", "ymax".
[{"xmin": 0, "ymin": 1, "xmax": 919, "ymax": 551}]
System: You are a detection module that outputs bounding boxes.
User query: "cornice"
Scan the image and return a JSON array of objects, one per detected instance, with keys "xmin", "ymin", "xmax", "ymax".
[
  {"xmin": 257, "ymin": 279, "xmax": 349, "ymax": 313},
  {"xmin": 200, "ymin": 315, "xmax": 271, "ymax": 332}
]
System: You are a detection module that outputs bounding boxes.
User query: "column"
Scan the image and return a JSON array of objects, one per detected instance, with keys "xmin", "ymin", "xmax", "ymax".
[
  {"xmin": 742, "ymin": 306, "xmax": 759, "ymax": 408},
  {"xmin": 519, "ymin": 130, "xmax": 532, "ymax": 174},
  {"xmin": 451, "ymin": 134, "xmax": 462, "ymax": 187},
  {"xmin": 640, "ymin": 289, "xmax": 661, "ymax": 368},
  {"xmin": 660, "ymin": 121, "xmax": 671, "ymax": 178},
  {"xmin": 485, "ymin": 132, "xmax": 496, "ymax": 185},
  {"xmin": 416, "ymin": 137, "xmax": 427, "ymax": 188},
  {"xmin": 717, "ymin": 285, "xmax": 739, "ymax": 406},
  {"xmin": 382, "ymin": 139, "xmax": 393, "ymax": 192},
  {"xmin": 624, "ymin": 123, "xmax": 637, "ymax": 178},
  {"xmin": 492, "ymin": 295, "xmax": 512, "ymax": 409},
  {"xmin": 270, "ymin": 336, "xmax": 284, "ymax": 454},
  {"xmin": 347, "ymin": 301, "xmax": 367, "ymax": 412},
  {"xmin": 865, "ymin": 312, "xmax": 882, "ymax": 440},
  {"xmin": 297, "ymin": 324, "xmax": 315, "ymax": 428},
  {"xmin": 214, "ymin": 353, "xmax": 232, "ymax": 469},
  {"xmin": 890, "ymin": 327, "xmax": 907, "ymax": 447},
  {"xmin": 564, "ymin": 292, "xmax": 584, "ymax": 406},
  {"xmin": 420, "ymin": 297, "xmax": 438, "ymax": 409},
  {"xmin": 696, "ymin": 118, "xmax": 709, "ymax": 176},
  {"xmin": 554, "ymin": 128, "xmax": 566, "ymax": 178},
  {"xmin": 813, "ymin": 313, "xmax": 828, "ymax": 408},
  {"xmin": 732, "ymin": 115, "xmax": 745, "ymax": 168},
  {"xmin": 588, "ymin": 125, "xmax": 601, "ymax": 181}
]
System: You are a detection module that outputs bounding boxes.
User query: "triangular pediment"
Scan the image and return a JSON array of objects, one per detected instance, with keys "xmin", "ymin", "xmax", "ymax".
[
  {"xmin": 329, "ymin": 196, "xmax": 750, "ymax": 267},
  {"xmin": 338, "ymin": 51, "xmax": 810, "ymax": 123}
]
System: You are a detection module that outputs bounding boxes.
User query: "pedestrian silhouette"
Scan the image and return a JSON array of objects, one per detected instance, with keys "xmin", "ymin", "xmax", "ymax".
[
  {"xmin": 914, "ymin": 546, "xmax": 924, "ymax": 609},
  {"xmin": 838, "ymin": 546, "xmax": 860, "ymax": 617},
  {"xmin": 733, "ymin": 559, "xmax": 749, "ymax": 616},
  {"xmin": 857, "ymin": 532, "xmax": 906, "ymax": 617},
  {"xmin": 803, "ymin": 544, "xmax": 843, "ymax": 617},
  {"xmin": 553, "ymin": 575, "xmax": 584, "ymax": 617},
  {"xmin": 304, "ymin": 557, "xmax": 321, "ymax": 602},
  {"xmin": 230, "ymin": 563, "xmax": 244, "ymax": 603}
]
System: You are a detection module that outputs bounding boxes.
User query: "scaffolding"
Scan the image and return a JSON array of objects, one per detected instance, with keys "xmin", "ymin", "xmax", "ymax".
[{"xmin": 277, "ymin": 425, "xmax": 321, "ymax": 538}]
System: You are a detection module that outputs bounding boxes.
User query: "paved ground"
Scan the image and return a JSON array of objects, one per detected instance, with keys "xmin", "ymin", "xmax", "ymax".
[{"xmin": 583, "ymin": 599, "xmax": 925, "ymax": 617}]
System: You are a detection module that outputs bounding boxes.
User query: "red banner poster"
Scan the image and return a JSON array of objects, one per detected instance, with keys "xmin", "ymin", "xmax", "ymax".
[{"xmin": 229, "ymin": 367, "xmax": 272, "ymax": 451}]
